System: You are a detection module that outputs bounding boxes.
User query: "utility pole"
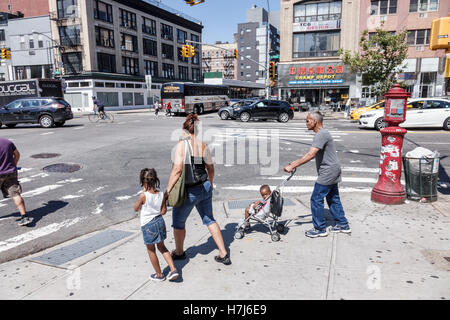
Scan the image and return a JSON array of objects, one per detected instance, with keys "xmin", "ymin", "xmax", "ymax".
[{"xmin": 265, "ymin": 0, "xmax": 271, "ymax": 99}]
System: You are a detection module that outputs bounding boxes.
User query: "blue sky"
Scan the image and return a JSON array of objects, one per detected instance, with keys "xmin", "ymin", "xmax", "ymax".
[{"xmin": 159, "ymin": 0, "xmax": 280, "ymax": 44}]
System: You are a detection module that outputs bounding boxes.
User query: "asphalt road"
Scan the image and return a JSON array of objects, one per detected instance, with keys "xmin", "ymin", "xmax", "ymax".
[{"xmin": 1, "ymin": 111, "xmax": 449, "ymax": 263}]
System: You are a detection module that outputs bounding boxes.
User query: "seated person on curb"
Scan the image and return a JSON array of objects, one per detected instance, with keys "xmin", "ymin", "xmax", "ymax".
[{"xmin": 243, "ymin": 184, "xmax": 272, "ymax": 229}]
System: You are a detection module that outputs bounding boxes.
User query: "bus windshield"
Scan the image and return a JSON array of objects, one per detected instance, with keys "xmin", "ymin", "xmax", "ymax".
[{"xmin": 161, "ymin": 83, "xmax": 184, "ymax": 99}]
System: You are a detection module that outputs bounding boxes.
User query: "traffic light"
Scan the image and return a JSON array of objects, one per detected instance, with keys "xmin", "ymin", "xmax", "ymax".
[
  {"xmin": 181, "ymin": 45, "xmax": 189, "ymax": 58},
  {"xmin": 185, "ymin": 0, "xmax": 205, "ymax": 6},
  {"xmin": 1, "ymin": 48, "xmax": 6, "ymax": 59},
  {"xmin": 189, "ymin": 45, "xmax": 195, "ymax": 58},
  {"xmin": 61, "ymin": 67, "xmax": 66, "ymax": 76},
  {"xmin": 6, "ymin": 49, "xmax": 11, "ymax": 60},
  {"xmin": 269, "ymin": 61, "xmax": 275, "ymax": 80},
  {"xmin": 233, "ymin": 49, "xmax": 238, "ymax": 59}
]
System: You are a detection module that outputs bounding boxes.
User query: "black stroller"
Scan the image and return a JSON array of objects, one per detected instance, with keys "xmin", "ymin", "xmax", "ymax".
[{"xmin": 234, "ymin": 169, "xmax": 296, "ymax": 242}]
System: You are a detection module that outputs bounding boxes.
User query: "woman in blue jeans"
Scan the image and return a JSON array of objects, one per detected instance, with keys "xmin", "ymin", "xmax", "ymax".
[{"xmin": 165, "ymin": 113, "xmax": 230, "ymax": 265}]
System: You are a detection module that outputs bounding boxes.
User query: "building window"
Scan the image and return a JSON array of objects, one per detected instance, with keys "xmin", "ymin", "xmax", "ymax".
[
  {"xmin": 122, "ymin": 57, "xmax": 139, "ymax": 75},
  {"xmin": 97, "ymin": 52, "xmax": 116, "ymax": 73},
  {"xmin": 95, "ymin": 26, "xmax": 114, "ymax": 48},
  {"xmin": 59, "ymin": 25, "xmax": 81, "ymax": 46},
  {"xmin": 293, "ymin": 1, "xmax": 342, "ymax": 22},
  {"xmin": 144, "ymin": 60, "xmax": 158, "ymax": 77},
  {"xmin": 161, "ymin": 23, "xmax": 173, "ymax": 41},
  {"xmin": 293, "ymin": 31, "xmax": 340, "ymax": 58},
  {"xmin": 94, "ymin": 0, "xmax": 113, "ymax": 23},
  {"xmin": 120, "ymin": 9, "xmax": 137, "ymax": 30},
  {"xmin": 143, "ymin": 38, "xmax": 157, "ymax": 56},
  {"xmin": 120, "ymin": 33, "xmax": 137, "ymax": 52},
  {"xmin": 370, "ymin": 0, "xmax": 397, "ymax": 15},
  {"xmin": 191, "ymin": 34, "xmax": 200, "ymax": 48},
  {"xmin": 38, "ymin": 36, "xmax": 44, "ymax": 48},
  {"xmin": 29, "ymin": 38, "xmax": 34, "ymax": 49},
  {"xmin": 192, "ymin": 68, "xmax": 201, "ymax": 81},
  {"xmin": 409, "ymin": 0, "xmax": 439, "ymax": 12},
  {"xmin": 177, "ymin": 29, "xmax": 187, "ymax": 44},
  {"xmin": 407, "ymin": 29, "xmax": 430, "ymax": 45},
  {"xmin": 15, "ymin": 66, "xmax": 27, "ymax": 80},
  {"xmin": 57, "ymin": 0, "xmax": 78, "ymax": 19},
  {"xmin": 161, "ymin": 43, "xmax": 174, "ymax": 60},
  {"xmin": 162, "ymin": 63, "xmax": 175, "ymax": 79},
  {"xmin": 62, "ymin": 52, "xmax": 82, "ymax": 74},
  {"xmin": 142, "ymin": 17, "xmax": 156, "ymax": 36},
  {"xmin": 179, "ymin": 66, "xmax": 189, "ymax": 80},
  {"xmin": 178, "ymin": 47, "xmax": 188, "ymax": 63},
  {"xmin": 192, "ymin": 49, "xmax": 199, "ymax": 65},
  {"xmin": 0, "ymin": 30, "xmax": 5, "ymax": 41}
]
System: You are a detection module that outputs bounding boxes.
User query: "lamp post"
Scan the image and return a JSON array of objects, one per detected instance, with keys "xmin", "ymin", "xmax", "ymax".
[
  {"xmin": 32, "ymin": 30, "xmax": 63, "ymax": 78},
  {"xmin": 371, "ymin": 84, "xmax": 411, "ymax": 205},
  {"xmin": 265, "ymin": 0, "xmax": 271, "ymax": 99}
]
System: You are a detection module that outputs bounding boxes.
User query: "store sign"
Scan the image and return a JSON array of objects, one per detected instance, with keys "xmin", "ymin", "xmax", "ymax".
[
  {"xmin": 278, "ymin": 63, "xmax": 354, "ymax": 87},
  {"xmin": 293, "ymin": 20, "xmax": 341, "ymax": 32},
  {"xmin": 163, "ymin": 85, "xmax": 181, "ymax": 93}
]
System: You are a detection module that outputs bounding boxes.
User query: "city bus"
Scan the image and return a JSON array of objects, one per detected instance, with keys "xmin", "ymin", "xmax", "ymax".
[{"xmin": 161, "ymin": 82, "xmax": 229, "ymax": 115}]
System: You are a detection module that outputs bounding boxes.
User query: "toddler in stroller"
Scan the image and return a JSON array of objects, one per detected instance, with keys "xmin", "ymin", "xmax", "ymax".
[{"xmin": 234, "ymin": 169, "xmax": 296, "ymax": 242}]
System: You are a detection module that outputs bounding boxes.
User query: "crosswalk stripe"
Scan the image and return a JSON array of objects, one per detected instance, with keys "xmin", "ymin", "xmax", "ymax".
[
  {"xmin": 342, "ymin": 167, "xmax": 379, "ymax": 173},
  {"xmin": 266, "ymin": 176, "xmax": 378, "ymax": 184},
  {"xmin": 222, "ymin": 185, "xmax": 371, "ymax": 193},
  {"xmin": 0, "ymin": 217, "xmax": 85, "ymax": 253}
]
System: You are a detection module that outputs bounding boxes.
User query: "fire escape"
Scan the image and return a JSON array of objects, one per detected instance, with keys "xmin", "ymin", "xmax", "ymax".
[{"xmin": 49, "ymin": 9, "xmax": 83, "ymax": 75}]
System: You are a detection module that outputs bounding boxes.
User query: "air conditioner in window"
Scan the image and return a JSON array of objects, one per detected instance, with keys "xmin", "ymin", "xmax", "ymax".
[
  {"xmin": 121, "ymin": 45, "xmax": 126, "ymax": 50},
  {"xmin": 29, "ymin": 50, "xmax": 36, "ymax": 55},
  {"xmin": 162, "ymin": 54, "xmax": 167, "ymax": 58},
  {"xmin": 416, "ymin": 45, "xmax": 424, "ymax": 51},
  {"xmin": 419, "ymin": 13, "xmax": 427, "ymax": 18},
  {"xmin": 124, "ymin": 22, "xmax": 129, "ymax": 28}
]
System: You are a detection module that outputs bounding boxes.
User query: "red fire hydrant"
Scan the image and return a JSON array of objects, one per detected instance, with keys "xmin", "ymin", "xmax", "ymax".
[{"xmin": 371, "ymin": 84, "xmax": 411, "ymax": 205}]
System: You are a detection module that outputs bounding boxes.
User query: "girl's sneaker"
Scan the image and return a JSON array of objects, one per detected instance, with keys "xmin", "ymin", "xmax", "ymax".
[
  {"xmin": 150, "ymin": 274, "xmax": 166, "ymax": 282},
  {"xmin": 167, "ymin": 270, "xmax": 179, "ymax": 281}
]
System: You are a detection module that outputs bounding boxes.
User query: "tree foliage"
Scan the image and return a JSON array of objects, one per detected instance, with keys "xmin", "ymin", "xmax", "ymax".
[{"xmin": 339, "ymin": 27, "xmax": 409, "ymax": 97}]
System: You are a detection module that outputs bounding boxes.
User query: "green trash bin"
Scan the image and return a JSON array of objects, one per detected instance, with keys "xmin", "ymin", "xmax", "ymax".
[{"xmin": 402, "ymin": 156, "xmax": 440, "ymax": 202}]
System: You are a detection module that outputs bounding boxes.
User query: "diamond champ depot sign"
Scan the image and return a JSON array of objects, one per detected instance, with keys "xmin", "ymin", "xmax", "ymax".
[{"xmin": 277, "ymin": 62, "xmax": 355, "ymax": 88}]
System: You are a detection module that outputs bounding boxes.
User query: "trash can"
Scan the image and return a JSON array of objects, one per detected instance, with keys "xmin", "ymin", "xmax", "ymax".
[{"xmin": 402, "ymin": 156, "xmax": 440, "ymax": 202}]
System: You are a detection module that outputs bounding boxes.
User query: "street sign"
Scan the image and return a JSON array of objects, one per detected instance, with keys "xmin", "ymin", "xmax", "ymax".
[
  {"xmin": 145, "ymin": 75, "xmax": 152, "ymax": 89},
  {"xmin": 270, "ymin": 55, "xmax": 280, "ymax": 59},
  {"xmin": 53, "ymin": 70, "xmax": 61, "ymax": 75}
]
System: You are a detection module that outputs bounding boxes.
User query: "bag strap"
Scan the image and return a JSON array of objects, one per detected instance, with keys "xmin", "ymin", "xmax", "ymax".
[{"xmin": 184, "ymin": 139, "xmax": 190, "ymax": 164}]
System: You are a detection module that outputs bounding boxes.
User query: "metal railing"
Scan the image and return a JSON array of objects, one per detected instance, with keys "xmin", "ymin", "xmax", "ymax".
[{"xmin": 143, "ymin": 0, "xmax": 202, "ymax": 25}]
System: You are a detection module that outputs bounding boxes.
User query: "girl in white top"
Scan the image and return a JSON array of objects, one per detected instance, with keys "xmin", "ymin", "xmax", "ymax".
[{"xmin": 134, "ymin": 168, "xmax": 179, "ymax": 282}]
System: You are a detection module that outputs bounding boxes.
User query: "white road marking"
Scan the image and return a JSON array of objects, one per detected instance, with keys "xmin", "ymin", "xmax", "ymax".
[
  {"xmin": 350, "ymin": 160, "xmax": 362, "ymax": 163},
  {"xmin": 267, "ymin": 176, "xmax": 378, "ymax": 184},
  {"xmin": 18, "ymin": 168, "xmax": 33, "ymax": 172},
  {"xmin": 222, "ymin": 185, "xmax": 371, "ymax": 193},
  {"xmin": 92, "ymin": 203, "xmax": 104, "ymax": 215},
  {"xmin": 73, "ymin": 127, "xmax": 85, "ymax": 130},
  {"xmin": 40, "ymin": 132, "xmax": 54, "ymax": 136},
  {"xmin": 61, "ymin": 195, "xmax": 84, "ymax": 200},
  {"xmin": 93, "ymin": 185, "xmax": 107, "ymax": 192},
  {"xmin": 0, "ymin": 217, "xmax": 85, "ymax": 253},
  {"xmin": 21, "ymin": 179, "xmax": 83, "ymax": 198},
  {"xmin": 0, "ymin": 203, "xmax": 6, "ymax": 208},
  {"xmin": 116, "ymin": 195, "xmax": 132, "ymax": 201},
  {"xmin": 342, "ymin": 167, "xmax": 379, "ymax": 173}
]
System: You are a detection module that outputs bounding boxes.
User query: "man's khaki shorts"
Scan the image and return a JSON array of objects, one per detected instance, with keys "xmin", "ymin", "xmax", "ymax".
[{"xmin": 0, "ymin": 171, "xmax": 22, "ymax": 198}]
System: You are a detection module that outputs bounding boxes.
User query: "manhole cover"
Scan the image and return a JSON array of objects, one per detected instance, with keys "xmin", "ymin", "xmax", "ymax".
[
  {"xmin": 31, "ymin": 153, "xmax": 61, "ymax": 159},
  {"xmin": 43, "ymin": 163, "xmax": 81, "ymax": 173}
]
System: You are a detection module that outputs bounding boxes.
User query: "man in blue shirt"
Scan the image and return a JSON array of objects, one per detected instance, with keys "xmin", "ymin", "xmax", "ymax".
[{"xmin": 0, "ymin": 138, "xmax": 32, "ymax": 226}]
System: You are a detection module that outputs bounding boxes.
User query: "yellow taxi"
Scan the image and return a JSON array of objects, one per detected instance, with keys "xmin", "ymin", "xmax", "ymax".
[{"xmin": 350, "ymin": 100, "xmax": 385, "ymax": 121}]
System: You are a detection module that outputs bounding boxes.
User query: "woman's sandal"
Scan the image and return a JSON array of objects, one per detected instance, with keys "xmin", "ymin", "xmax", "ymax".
[{"xmin": 171, "ymin": 250, "xmax": 187, "ymax": 260}]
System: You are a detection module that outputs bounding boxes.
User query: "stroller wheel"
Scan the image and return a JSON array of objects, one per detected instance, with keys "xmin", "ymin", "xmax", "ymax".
[
  {"xmin": 276, "ymin": 224, "xmax": 285, "ymax": 233},
  {"xmin": 235, "ymin": 230, "xmax": 244, "ymax": 239},
  {"xmin": 271, "ymin": 233, "xmax": 281, "ymax": 242}
]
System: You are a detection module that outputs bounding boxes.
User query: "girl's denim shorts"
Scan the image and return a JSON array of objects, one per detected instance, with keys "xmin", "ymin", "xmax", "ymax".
[{"xmin": 141, "ymin": 215, "xmax": 166, "ymax": 245}]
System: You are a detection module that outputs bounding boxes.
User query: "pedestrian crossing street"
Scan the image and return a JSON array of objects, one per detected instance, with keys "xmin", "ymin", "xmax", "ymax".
[{"xmin": 209, "ymin": 121, "xmax": 383, "ymax": 194}]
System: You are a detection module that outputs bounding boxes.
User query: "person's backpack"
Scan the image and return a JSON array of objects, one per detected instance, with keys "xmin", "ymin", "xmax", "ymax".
[{"xmin": 270, "ymin": 190, "xmax": 283, "ymax": 217}]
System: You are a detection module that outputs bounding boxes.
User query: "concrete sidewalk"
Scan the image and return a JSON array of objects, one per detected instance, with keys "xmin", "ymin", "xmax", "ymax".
[{"xmin": 1, "ymin": 193, "xmax": 449, "ymax": 300}]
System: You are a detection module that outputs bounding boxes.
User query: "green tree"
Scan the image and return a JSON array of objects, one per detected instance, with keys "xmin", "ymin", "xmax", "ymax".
[{"xmin": 339, "ymin": 27, "xmax": 409, "ymax": 98}]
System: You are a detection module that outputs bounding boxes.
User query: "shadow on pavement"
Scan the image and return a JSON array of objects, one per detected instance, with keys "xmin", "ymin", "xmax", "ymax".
[
  {"xmin": 438, "ymin": 156, "xmax": 450, "ymax": 196},
  {"xmin": 26, "ymin": 200, "xmax": 69, "ymax": 227},
  {"xmin": 163, "ymin": 222, "xmax": 237, "ymax": 282}
]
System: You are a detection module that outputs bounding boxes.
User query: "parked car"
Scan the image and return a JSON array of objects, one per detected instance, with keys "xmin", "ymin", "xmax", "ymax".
[
  {"xmin": 218, "ymin": 99, "xmax": 255, "ymax": 120},
  {"xmin": 0, "ymin": 97, "xmax": 73, "ymax": 128},
  {"xmin": 234, "ymin": 99, "xmax": 294, "ymax": 123},
  {"xmin": 358, "ymin": 98, "xmax": 450, "ymax": 131}
]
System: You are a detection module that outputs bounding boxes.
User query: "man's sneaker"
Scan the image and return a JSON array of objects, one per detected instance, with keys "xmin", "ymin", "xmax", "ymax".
[
  {"xmin": 330, "ymin": 224, "xmax": 351, "ymax": 234},
  {"xmin": 305, "ymin": 228, "xmax": 328, "ymax": 238},
  {"xmin": 149, "ymin": 274, "xmax": 166, "ymax": 282},
  {"xmin": 18, "ymin": 216, "xmax": 33, "ymax": 226},
  {"xmin": 167, "ymin": 270, "xmax": 179, "ymax": 281},
  {"xmin": 214, "ymin": 254, "xmax": 231, "ymax": 265}
]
